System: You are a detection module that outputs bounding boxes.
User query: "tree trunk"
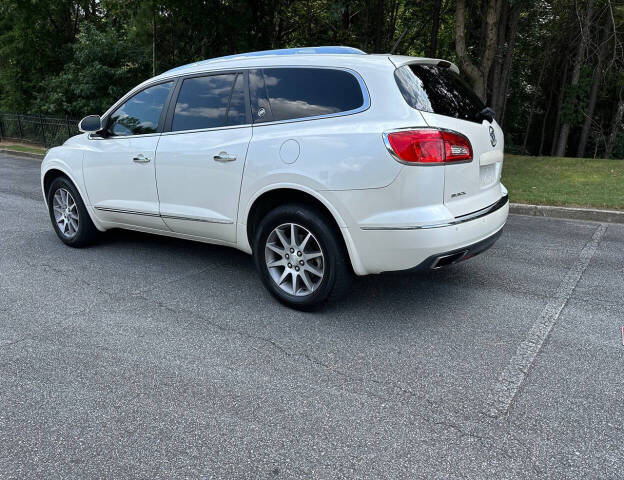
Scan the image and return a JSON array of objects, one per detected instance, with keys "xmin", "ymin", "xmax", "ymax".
[
  {"xmin": 480, "ymin": 0, "xmax": 502, "ymax": 99},
  {"xmin": 551, "ymin": 62, "xmax": 569, "ymax": 155},
  {"xmin": 456, "ymin": 0, "xmax": 501, "ymax": 101},
  {"xmin": 576, "ymin": 13, "xmax": 611, "ymax": 157},
  {"xmin": 427, "ymin": 0, "xmax": 442, "ymax": 58},
  {"xmin": 555, "ymin": 0, "xmax": 595, "ymax": 157},
  {"xmin": 605, "ymin": 92, "xmax": 623, "ymax": 158},
  {"xmin": 539, "ymin": 82, "xmax": 555, "ymax": 156},
  {"xmin": 386, "ymin": 0, "xmax": 400, "ymax": 51},
  {"xmin": 495, "ymin": 4, "xmax": 521, "ymax": 124},
  {"xmin": 489, "ymin": 0, "xmax": 508, "ymax": 111},
  {"xmin": 522, "ymin": 57, "xmax": 547, "ymax": 154}
]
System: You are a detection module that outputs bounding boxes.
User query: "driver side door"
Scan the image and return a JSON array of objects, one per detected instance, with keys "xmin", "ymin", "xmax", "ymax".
[{"xmin": 83, "ymin": 80, "xmax": 175, "ymax": 230}]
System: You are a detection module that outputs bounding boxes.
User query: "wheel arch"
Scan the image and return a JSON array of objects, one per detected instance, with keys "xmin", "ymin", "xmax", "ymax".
[
  {"xmin": 243, "ymin": 186, "xmax": 366, "ymax": 275},
  {"xmin": 43, "ymin": 168, "xmax": 71, "ymax": 199},
  {"xmin": 42, "ymin": 166, "xmax": 105, "ymax": 232}
]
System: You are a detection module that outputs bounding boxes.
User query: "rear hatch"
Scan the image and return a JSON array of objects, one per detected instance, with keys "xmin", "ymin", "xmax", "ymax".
[{"xmin": 392, "ymin": 62, "xmax": 504, "ymax": 217}]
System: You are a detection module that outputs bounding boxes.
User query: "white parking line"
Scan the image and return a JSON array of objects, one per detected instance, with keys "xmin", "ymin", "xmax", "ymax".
[{"xmin": 484, "ymin": 223, "xmax": 608, "ymax": 418}]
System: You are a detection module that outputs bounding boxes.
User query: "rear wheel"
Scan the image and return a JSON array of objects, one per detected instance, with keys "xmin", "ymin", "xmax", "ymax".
[
  {"xmin": 47, "ymin": 177, "xmax": 98, "ymax": 247},
  {"xmin": 253, "ymin": 204, "xmax": 352, "ymax": 309}
]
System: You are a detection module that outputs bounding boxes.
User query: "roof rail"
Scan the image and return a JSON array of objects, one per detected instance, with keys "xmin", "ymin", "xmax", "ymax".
[{"xmin": 164, "ymin": 46, "xmax": 366, "ymax": 74}]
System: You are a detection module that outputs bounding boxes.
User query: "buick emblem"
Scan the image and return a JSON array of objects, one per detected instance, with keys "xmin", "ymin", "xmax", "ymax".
[{"xmin": 489, "ymin": 126, "xmax": 497, "ymax": 147}]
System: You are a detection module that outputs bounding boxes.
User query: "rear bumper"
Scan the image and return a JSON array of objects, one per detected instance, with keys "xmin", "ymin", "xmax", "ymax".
[
  {"xmin": 346, "ymin": 195, "xmax": 508, "ymax": 274},
  {"xmin": 406, "ymin": 227, "xmax": 503, "ymax": 271}
]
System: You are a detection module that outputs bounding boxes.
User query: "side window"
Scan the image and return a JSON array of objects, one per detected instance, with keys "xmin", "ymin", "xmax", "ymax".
[
  {"xmin": 250, "ymin": 68, "xmax": 365, "ymax": 123},
  {"xmin": 225, "ymin": 73, "xmax": 247, "ymax": 126},
  {"xmin": 249, "ymin": 69, "xmax": 274, "ymax": 123},
  {"xmin": 172, "ymin": 73, "xmax": 246, "ymax": 132},
  {"xmin": 108, "ymin": 82, "xmax": 173, "ymax": 136}
]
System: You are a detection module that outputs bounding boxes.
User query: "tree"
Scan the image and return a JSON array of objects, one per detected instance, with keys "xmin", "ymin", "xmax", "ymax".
[
  {"xmin": 555, "ymin": 0, "xmax": 595, "ymax": 157},
  {"xmin": 577, "ymin": 11, "xmax": 613, "ymax": 157},
  {"xmin": 605, "ymin": 82, "xmax": 624, "ymax": 158},
  {"xmin": 490, "ymin": 1, "xmax": 523, "ymax": 125},
  {"xmin": 427, "ymin": 0, "xmax": 443, "ymax": 57},
  {"xmin": 35, "ymin": 24, "xmax": 150, "ymax": 116},
  {"xmin": 455, "ymin": 0, "xmax": 502, "ymax": 102}
]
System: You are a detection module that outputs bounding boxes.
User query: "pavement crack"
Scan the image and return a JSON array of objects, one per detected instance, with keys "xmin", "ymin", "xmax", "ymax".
[
  {"xmin": 0, "ymin": 337, "xmax": 30, "ymax": 348},
  {"xmin": 130, "ymin": 266, "xmax": 214, "ymax": 295}
]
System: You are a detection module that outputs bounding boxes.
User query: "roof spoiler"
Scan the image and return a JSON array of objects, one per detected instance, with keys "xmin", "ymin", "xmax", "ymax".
[{"xmin": 388, "ymin": 55, "xmax": 460, "ymax": 74}]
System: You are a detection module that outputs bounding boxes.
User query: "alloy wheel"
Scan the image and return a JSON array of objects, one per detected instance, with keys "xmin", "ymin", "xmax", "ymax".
[
  {"xmin": 52, "ymin": 188, "xmax": 79, "ymax": 239},
  {"xmin": 265, "ymin": 223, "xmax": 325, "ymax": 296}
]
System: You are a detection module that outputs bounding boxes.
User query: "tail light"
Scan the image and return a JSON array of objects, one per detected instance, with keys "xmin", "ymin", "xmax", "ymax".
[{"xmin": 384, "ymin": 129, "xmax": 473, "ymax": 164}]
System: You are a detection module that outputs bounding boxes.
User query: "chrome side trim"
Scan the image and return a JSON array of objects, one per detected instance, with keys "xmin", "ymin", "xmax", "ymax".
[
  {"xmin": 94, "ymin": 206, "xmax": 160, "ymax": 217},
  {"xmin": 94, "ymin": 207, "xmax": 233, "ymax": 224},
  {"xmin": 159, "ymin": 123, "xmax": 252, "ymax": 137},
  {"xmin": 161, "ymin": 214, "xmax": 232, "ymax": 224},
  {"xmin": 360, "ymin": 195, "xmax": 508, "ymax": 231}
]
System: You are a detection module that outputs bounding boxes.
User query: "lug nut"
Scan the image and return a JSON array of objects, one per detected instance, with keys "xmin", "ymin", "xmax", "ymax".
[
  {"xmin": 290, "ymin": 248, "xmax": 295, "ymax": 253},
  {"xmin": 285, "ymin": 253, "xmax": 289, "ymax": 259},
  {"xmin": 287, "ymin": 263, "xmax": 292, "ymax": 268},
  {"xmin": 297, "ymin": 251, "xmax": 302, "ymax": 257},
  {"xmin": 295, "ymin": 266, "xmax": 300, "ymax": 272},
  {"xmin": 299, "ymin": 260, "xmax": 304, "ymax": 266}
]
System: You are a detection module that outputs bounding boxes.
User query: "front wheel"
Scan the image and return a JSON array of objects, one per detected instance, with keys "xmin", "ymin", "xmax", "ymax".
[
  {"xmin": 253, "ymin": 204, "xmax": 352, "ymax": 310},
  {"xmin": 47, "ymin": 176, "xmax": 99, "ymax": 247}
]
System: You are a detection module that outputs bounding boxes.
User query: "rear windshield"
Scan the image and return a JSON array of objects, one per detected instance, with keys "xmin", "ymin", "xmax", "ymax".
[{"xmin": 394, "ymin": 64, "xmax": 484, "ymax": 123}]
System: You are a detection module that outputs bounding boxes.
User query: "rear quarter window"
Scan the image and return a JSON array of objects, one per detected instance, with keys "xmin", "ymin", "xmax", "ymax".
[
  {"xmin": 394, "ymin": 64, "xmax": 484, "ymax": 123},
  {"xmin": 250, "ymin": 67, "xmax": 365, "ymax": 123}
]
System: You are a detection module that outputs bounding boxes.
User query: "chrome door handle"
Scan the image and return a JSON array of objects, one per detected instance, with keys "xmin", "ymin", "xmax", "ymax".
[
  {"xmin": 213, "ymin": 151, "xmax": 237, "ymax": 163},
  {"xmin": 133, "ymin": 154, "xmax": 151, "ymax": 163}
]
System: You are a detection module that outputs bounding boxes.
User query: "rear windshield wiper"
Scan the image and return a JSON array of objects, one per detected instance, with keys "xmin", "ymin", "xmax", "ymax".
[{"xmin": 476, "ymin": 107, "xmax": 496, "ymax": 123}]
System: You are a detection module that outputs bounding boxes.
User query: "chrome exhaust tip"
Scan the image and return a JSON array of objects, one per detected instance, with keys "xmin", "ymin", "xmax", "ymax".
[{"xmin": 431, "ymin": 250, "xmax": 468, "ymax": 269}]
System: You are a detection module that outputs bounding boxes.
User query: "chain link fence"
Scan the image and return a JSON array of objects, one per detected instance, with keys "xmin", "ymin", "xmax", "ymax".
[{"xmin": 0, "ymin": 113, "xmax": 81, "ymax": 148}]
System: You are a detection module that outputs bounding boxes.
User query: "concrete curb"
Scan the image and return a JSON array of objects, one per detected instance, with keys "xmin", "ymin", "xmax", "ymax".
[
  {"xmin": 0, "ymin": 148, "xmax": 45, "ymax": 161},
  {"xmin": 510, "ymin": 203, "xmax": 624, "ymax": 224}
]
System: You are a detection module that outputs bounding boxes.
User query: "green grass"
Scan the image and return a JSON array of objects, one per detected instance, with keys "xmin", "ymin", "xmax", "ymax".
[
  {"xmin": 502, "ymin": 154, "xmax": 624, "ymax": 211},
  {"xmin": 0, "ymin": 142, "xmax": 47, "ymax": 155}
]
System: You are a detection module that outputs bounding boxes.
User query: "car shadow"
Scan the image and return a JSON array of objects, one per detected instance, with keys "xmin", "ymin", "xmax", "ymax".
[{"xmin": 95, "ymin": 227, "xmax": 488, "ymax": 322}]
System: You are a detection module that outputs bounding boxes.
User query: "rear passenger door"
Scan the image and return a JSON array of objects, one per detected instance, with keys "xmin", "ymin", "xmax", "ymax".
[{"xmin": 155, "ymin": 71, "xmax": 252, "ymax": 243}]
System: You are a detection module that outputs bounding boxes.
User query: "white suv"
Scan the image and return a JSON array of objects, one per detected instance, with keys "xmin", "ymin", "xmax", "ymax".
[{"xmin": 41, "ymin": 46, "xmax": 508, "ymax": 309}]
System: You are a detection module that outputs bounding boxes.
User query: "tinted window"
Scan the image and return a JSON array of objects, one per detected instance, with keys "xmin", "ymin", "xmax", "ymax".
[
  {"xmin": 250, "ymin": 68, "xmax": 364, "ymax": 122},
  {"xmin": 394, "ymin": 65, "xmax": 484, "ymax": 123},
  {"xmin": 109, "ymin": 82, "xmax": 173, "ymax": 136},
  {"xmin": 225, "ymin": 74, "xmax": 246, "ymax": 126},
  {"xmin": 172, "ymin": 73, "xmax": 246, "ymax": 131},
  {"xmin": 249, "ymin": 69, "xmax": 273, "ymax": 122}
]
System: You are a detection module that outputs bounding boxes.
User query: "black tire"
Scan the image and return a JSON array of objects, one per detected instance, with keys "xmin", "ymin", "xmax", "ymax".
[
  {"xmin": 47, "ymin": 176, "xmax": 99, "ymax": 247},
  {"xmin": 253, "ymin": 203, "xmax": 352, "ymax": 310}
]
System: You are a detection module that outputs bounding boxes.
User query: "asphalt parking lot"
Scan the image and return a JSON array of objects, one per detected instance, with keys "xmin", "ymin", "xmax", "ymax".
[{"xmin": 1, "ymin": 151, "xmax": 622, "ymax": 479}]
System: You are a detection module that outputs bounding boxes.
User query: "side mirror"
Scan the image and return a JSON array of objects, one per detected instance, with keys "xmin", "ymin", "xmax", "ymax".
[{"xmin": 78, "ymin": 115, "xmax": 102, "ymax": 133}]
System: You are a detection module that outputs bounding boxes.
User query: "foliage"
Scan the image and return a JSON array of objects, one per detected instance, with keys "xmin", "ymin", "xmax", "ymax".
[
  {"xmin": 34, "ymin": 24, "xmax": 149, "ymax": 116},
  {"xmin": 0, "ymin": 0, "xmax": 621, "ymax": 158}
]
